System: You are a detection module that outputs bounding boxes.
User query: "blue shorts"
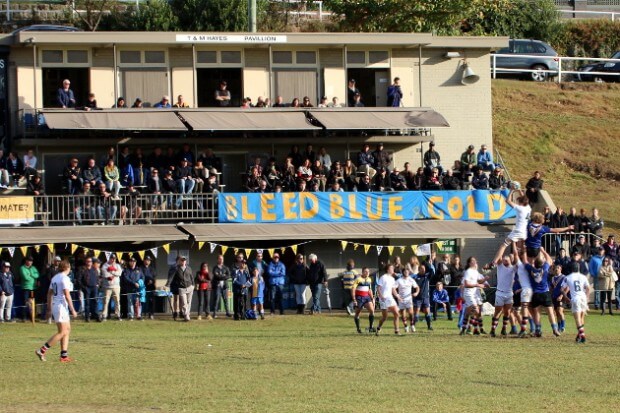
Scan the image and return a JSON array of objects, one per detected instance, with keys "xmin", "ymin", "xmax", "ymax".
[
  {"xmin": 414, "ymin": 298, "xmax": 431, "ymax": 309},
  {"xmin": 355, "ymin": 295, "xmax": 372, "ymax": 308},
  {"xmin": 251, "ymin": 297, "xmax": 264, "ymax": 305}
]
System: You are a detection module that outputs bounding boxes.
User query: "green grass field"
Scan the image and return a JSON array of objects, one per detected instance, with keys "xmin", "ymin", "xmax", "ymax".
[{"xmin": 1, "ymin": 312, "xmax": 619, "ymax": 413}]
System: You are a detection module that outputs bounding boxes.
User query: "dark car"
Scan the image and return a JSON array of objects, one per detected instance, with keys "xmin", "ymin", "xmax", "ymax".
[
  {"xmin": 576, "ymin": 51, "xmax": 620, "ymax": 83},
  {"xmin": 12, "ymin": 24, "xmax": 81, "ymax": 34},
  {"xmin": 492, "ymin": 39, "xmax": 559, "ymax": 82}
]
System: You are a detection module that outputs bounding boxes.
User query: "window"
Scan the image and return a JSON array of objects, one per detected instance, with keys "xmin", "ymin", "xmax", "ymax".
[
  {"xmin": 42, "ymin": 50, "xmax": 63, "ymax": 64},
  {"xmin": 347, "ymin": 51, "xmax": 365, "ymax": 65},
  {"xmin": 221, "ymin": 51, "xmax": 242, "ymax": 64},
  {"xmin": 67, "ymin": 50, "xmax": 88, "ymax": 64},
  {"xmin": 369, "ymin": 51, "xmax": 389, "ymax": 65},
  {"xmin": 197, "ymin": 51, "xmax": 217, "ymax": 64},
  {"xmin": 347, "ymin": 50, "xmax": 389, "ymax": 67},
  {"xmin": 118, "ymin": 50, "xmax": 167, "ymax": 66},
  {"xmin": 120, "ymin": 51, "xmax": 141, "ymax": 64},
  {"xmin": 296, "ymin": 51, "xmax": 316, "ymax": 64},
  {"xmin": 195, "ymin": 50, "xmax": 243, "ymax": 66},
  {"xmin": 145, "ymin": 51, "xmax": 166, "ymax": 64},
  {"xmin": 41, "ymin": 49, "xmax": 90, "ymax": 66},
  {"xmin": 273, "ymin": 51, "xmax": 293, "ymax": 64}
]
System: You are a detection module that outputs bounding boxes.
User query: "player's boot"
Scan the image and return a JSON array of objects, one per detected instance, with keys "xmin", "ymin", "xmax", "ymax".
[
  {"xmin": 552, "ymin": 329, "xmax": 561, "ymax": 337},
  {"xmin": 357, "ymin": 328, "xmax": 362, "ymax": 334},
  {"xmin": 500, "ymin": 328, "xmax": 507, "ymax": 336},
  {"xmin": 60, "ymin": 357, "xmax": 74, "ymax": 363},
  {"xmin": 579, "ymin": 336, "xmax": 586, "ymax": 344},
  {"xmin": 575, "ymin": 334, "xmax": 580, "ymax": 343},
  {"xmin": 479, "ymin": 328, "xmax": 487, "ymax": 335},
  {"xmin": 490, "ymin": 330, "xmax": 496, "ymax": 337},
  {"xmin": 375, "ymin": 327, "xmax": 381, "ymax": 336},
  {"xmin": 517, "ymin": 330, "xmax": 527, "ymax": 338},
  {"xmin": 394, "ymin": 330, "xmax": 401, "ymax": 335},
  {"xmin": 35, "ymin": 349, "xmax": 46, "ymax": 362}
]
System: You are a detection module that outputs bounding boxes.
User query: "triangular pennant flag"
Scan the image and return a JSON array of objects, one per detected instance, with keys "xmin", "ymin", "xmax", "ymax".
[
  {"xmin": 8, "ymin": 247, "xmax": 15, "ymax": 257},
  {"xmin": 71, "ymin": 244, "xmax": 78, "ymax": 254},
  {"xmin": 137, "ymin": 250, "xmax": 145, "ymax": 260},
  {"xmin": 20, "ymin": 246, "xmax": 28, "ymax": 257},
  {"xmin": 245, "ymin": 248, "xmax": 252, "ymax": 258},
  {"xmin": 340, "ymin": 240, "xmax": 348, "ymax": 251},
  {"xmin": 435, "ymin": 241, "xmax": 445, "ymax": 250},
  {"xmin": 34, "ymin": 245, "xmax": 40, "ymax": 253},
  {"xmin": 93, "ymin": 249, "xmax": 101, "ymax": 258},
  {"xmin": 116, "ymin": 252, "xmax": 124, "ymax": 260},
  {"xmin": 257, "ymin": 249, "xmax": 263, "ymax": 255},
  {"xmin": 416, "ymin": 243, "xmax": 432, "ymax": 256},
  {"xmin": 162, "ymin": 244, "xmax": 170, "ymax": 254},
  {"xmin": 221, "ymin": 245, "xmax": 229, "ymax": 256},
  {"xmin": 411, "ymin": 245, "xmax": 418, "ymax": 255},
  {"xmin": 198, "ymin": 241, "xmax": 205, "ymax": 250},
  {"xmin": 363, "ymin": 244, "xmax": 370, "ymax": 254},
  {"xmin": 290, "ymin": 244, "xmax": 297, "ymax": 255},
  {"xmin": 267, "ymin": 248, "xmax": 274, "ymax": 257},
  {"xmin": 209, "ymin": 243, "xmax": 217, "ymax": 253},
  {"xmin": 400, "ymin": 246, "xmax": 406, "ymax": 253},
  {"xmin": 150, "ymin": 247, "xmax": 158, "ymax": 258},
  {"xmin": 233, "ymin": 248, "xmax": 239, "ymax": 256},
  {"xmin": 387, "ymin": 246, "xmax": 394, "ymax": 256},
  {"xmin": 353, "ymin": 243, "xmax": 359, "ymax": 251},
  {"xmin": 376, "ymin": 245, "xmax": 383, "ymax": 256},
  {"xmin": 83, "ymin": 248, "xmax": 90, "ymax": 254},
  {"xmin": 104, "ymin": 251, "xmax": 112, "ymax": 261},
  {"xmin": 47, "ymin": 243, "xmax": 54, "ymax": 252}
]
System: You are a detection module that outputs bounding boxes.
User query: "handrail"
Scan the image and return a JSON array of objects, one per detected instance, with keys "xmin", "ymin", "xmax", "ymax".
[
  {"xmin": 541, "ymin": 231, "xmax": 606, "ymax": 257},
  {"xmin": 558, "ymin": 9, "xmax": 619, "ymax": 22}
]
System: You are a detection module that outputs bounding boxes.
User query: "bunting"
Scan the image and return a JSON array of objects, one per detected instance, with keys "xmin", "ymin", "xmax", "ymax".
[
  {"xmin": 256, "ymin": 249, "xmax": 263, "ymax": 255},
  {"xmin": 376, "ymin": 245, "xmax": 383, "ymax": 256},
  {"xmin": 209, "ymin": 243, "xmax": 217, "ymax": 253},
  {"xmin": 198, "ymin": 241, "xmax": 205, "ymax": 250},
  {"xmin": 340, "ymin": 240, "xmax": 348, "ymax": 251},
  {"xmin": 71, "ymin": 244, "xmax": 78, "ymax": 254},
  {"xmin": 93, "ymin": 249, "xmax": 101, "ymax": 258},
  {"xmin": 245, "ymin": 248, "xmax": 252, "ymax": 258},
  {"xmin": 19, "ymin": 246, "xmax": 28, "ymax": 257},
  {"xmin": 363, "ymin": 244, "xmax": 370, "ymax": 254},
  {"xmin": 221, "ymin": 245, "xmax": 229, "ymax": 256},
  {"xmin": 8, "ymin": 247, "xmax": 15, "ymax": 257},
  {"xmin": 150, "ymin": 247, "xmax": 158, "ymax": 258},
  {"xmin": 267, "ymin": 248, "xmax": 274, "ymax": 257},
  {"xmin": 162, "ymin": 244, "xmax": 170, "ymax": 254},
  {"xmin": 34, "ymin": 246, "xmax": 40, "ymax": 253},
  {"xmin": 290, "ymin": 244, "xmax": 297, "ymax": 255},
  {"xmin": 353, "ymin": 243, "xmax": 359, "ymax": 250},
  {"xmin": 137, "ymin": 250, "xmax": 145, "ymax": 260},
  {"xmin": 416, "ymin": 243, "xmax": 432, "ymax": 256},
  {"xmin": 47, "ymin": 243, "xmax": 54, "ymax": 252},
  {"xmin": 387, "ymin": 246, "xmax": 394, "ymax": 256},
  {"xmin": 104, "ymin": 251, "xmax": 112, "ymax": 261}
]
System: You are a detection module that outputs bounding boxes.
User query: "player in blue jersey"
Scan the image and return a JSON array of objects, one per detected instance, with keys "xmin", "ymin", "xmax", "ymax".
[
  {"xmin": 551, "ymin": 264, "xmax": 567, "ymax": 333},
  {"xmin": 525, "ymin": 212, "xmax": 573, "ymax": 261},
  {"xmin": 524, "ymin": 247, "xmax": 560, "ymax": 337}
]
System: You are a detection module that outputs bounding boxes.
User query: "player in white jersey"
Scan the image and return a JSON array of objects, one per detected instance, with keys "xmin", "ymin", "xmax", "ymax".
[
  {"xmin": 562, "ymin": 262, "xmax": 591, "ymax": 344},
  {"xmin": 492, "ymin": 189, "xmax": 531, "ymax": 263},
  {"xmin": 516, "ymin": 253, "xmax": 534, "ymax": 337},
  {"xmin": 375, "ymin": 264, "xmax": 400, "ymax": 335},
  {"xmin": 395, "ymin": 269, "xmax": 419, "ymax": 333},
  {"xmin": 490, "ymin": 246, "xmax": 517, "ymax": 337},
  {"xmin": 460, "ymin": 257, "xmax": 487, "ymax": 335},
  {"xmin": 35, "ymin": 260, "xmax": 77, "ymax": 363}
]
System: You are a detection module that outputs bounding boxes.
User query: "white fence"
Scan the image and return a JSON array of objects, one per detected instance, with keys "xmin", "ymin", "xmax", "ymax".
[{"xmin": 559, "ymin": 9, "xmax": 619, "ymax": 21}]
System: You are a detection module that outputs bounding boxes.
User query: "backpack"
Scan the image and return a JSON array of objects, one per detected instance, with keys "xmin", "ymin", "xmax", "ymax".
[{"xmin": 245, "ymin": 309, "xmax": 257, "ymax": 320}]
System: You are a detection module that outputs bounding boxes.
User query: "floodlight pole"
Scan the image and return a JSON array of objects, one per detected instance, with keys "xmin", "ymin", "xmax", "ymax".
[{"xmin": 248, "ymin": 0, "xmax": 257, "ymax": 32}]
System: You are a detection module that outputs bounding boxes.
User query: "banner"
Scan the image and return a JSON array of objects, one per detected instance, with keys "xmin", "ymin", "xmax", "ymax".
[
  {"xmin": 0, "ymin": 196, "xmax": 35, "ymax": 224},
  {"xmin": 219, "ymin": 190, "xmax": 513, "ymax": 224}
]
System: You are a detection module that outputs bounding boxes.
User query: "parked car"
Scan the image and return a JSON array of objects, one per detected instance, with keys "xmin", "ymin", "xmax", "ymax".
[
  {"xmin": 12, "ymin": 25, "xmax": 80, "ymax": 34},
  {"xmin": 492, "ymin": 39, "xmax": 559, "ymax": 82},
  {"xmin": 576, "ymin": 51, "xmax": 620, "ymax": 83}
]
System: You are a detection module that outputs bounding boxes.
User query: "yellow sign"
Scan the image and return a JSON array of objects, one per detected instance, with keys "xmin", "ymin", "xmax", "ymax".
[{"xmin": 0, "ymin": 196, "xmax": 35, "ymax": 224}]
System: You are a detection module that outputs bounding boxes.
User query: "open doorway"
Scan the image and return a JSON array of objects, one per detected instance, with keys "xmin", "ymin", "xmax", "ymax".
[
  {"xmin": 42, "ymin": 68, "xmax": 90, "ymax": 108},
  {"xmin": 346, "ymin": 68, "xmax": 389, "ymax": 107},
  {"xmin": 197, "ymin": 68, "xmax": 242, "ymax": 107}
]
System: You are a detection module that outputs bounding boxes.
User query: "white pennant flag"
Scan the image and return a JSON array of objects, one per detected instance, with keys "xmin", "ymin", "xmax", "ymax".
[
  {"xmin": 376, "ymin": 245, "xmax": 383, "ymax": 255},
  {"xmin": 209, "ymin": 243, "xmax": 217, "ymax": 253},
  {"xmin": 104, "ymin": 251, "xmax": 112, "ymax": 261},
  {"xmin": 150, "ymin": 247, "xmax": 158, "ymax": 258},
  {"xmin": 416, "ymin": 243, "xmax": 432, "ymax": 256},
  {"xmin": 257, "ymin": 249, "xmax": 264, "ymax": 255},
  {"xmin": 8, "ymin": 247, "xmax": 15, "ymax": 257}
]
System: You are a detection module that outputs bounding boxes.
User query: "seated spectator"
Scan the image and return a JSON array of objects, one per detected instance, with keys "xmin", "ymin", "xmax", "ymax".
[
  {"xmin": 357, "ymin": 174, "xmax": 372, "ymax": 192},
  {"xmin": 413, "ymin": 167, "xmax": 426, "ymax": 190},
  {"xmin": 154, "ymin": 96, "xmax": 171, "ymax": 108},
  {"xmin": 401, "ymin": 162, "xmax": 416, "ymax": 190},
  {"xmin": 246, "ymin": 166, "xmax": 261, "ymax": 192},
  {"xmin": 357, "ymin": 144, "xmax": 376, "ymax": 179},
  {"xmin": 99, "ymin": 146, "xmax": 115, "ymax": 169},
  {"xmin": 389, "ymin": 166, "xmax": 407, "ymax": 191},
  {"xmin": 95, "ymin": 182, "xmax": 118, "ymax": 225},
  {"xmin": 297, "ymin": 159, "xmax": 313, "ymax": 182},
  {"xmin": 525, "ymin": 171, "xmax": 543, "ymax": 205},
  {"xmin": 318, "ymin": 96, "xmax": 329, "ymax": 108},
  {"xmin": 103, "ymin": 159, "xmax": 121, "ymax": 200},
  {"xmin": 113, "ymin": 97, "xmax": 128, "ymax": 108},
  {"xmin": 193, "ymin": 160, "xmax": 208, "ymax": 193},
  {"xmin": 56, "ymin": 79, "xmax": 75, "ymax": 108},
  {"xmin": 311, "ymin": 159, "xmax": 328, "ymax": 191},
  {"xmin": 74, "ymin": 182, "xmax": 96, "ymax": 225},
  {"xmin": 131, "ymin": 98, "xmax": 143, "ymax": 108},
  {"xmin": 301, "ymin": 96, "xmax": 314, "ymax": 108},
  {"xmin": 241, "ymin": 98, "xmax": 251, "ymax": 109},
  {"xmin": 423, "ymin": 142, "xmax": 442, "ymax": 175},
  {"xmin": 82, "ymin": 158, "xmax": 103, "ymax": 188},
  {"xmin": 174, "ymin": 158, "xmax": 195, "ymax": 195},
  {"xmin": 318, "ymin": 147, "xmax": 332, "ymax": 169},
  {"xmin": 164, "ymin": 147, "xmax": 177, "ymax": 171},
  {"xmin": 23, "ymin": 148, "xmax": 38, "ymax": 178},
  {"xmin": 281, "ymin": 157, "xmax": 296, "ymax": 191},
  {"xmin": 471, "ymin": 168, "xmax": 489, "ymax": 190},
  {"xmin": 263, "ymin": 97, "xmax": 271, "ymax": 107},
  {"xmin": 0, "ymin": 149, "xmax": 10, "ymax": 188},
  {"xmin": 488, "ymin": 167, "xmax": 506, "ymax": 190},
  {"xmin": 432, "ymin": 282, "xmax": 452, "ymax": 321},
  {"xmin": 303, "ymin": 144, "xmax": 316, "ymax": 164},
  {"xmin": 372, "ymin": 143, "xmax": 391, "ymax": 172},
  {"xmin": 290, "ymin": 98, "xmax": 300, "ymax": 108},
  {"xmin": 373, "ymin": 168, "xmax": 391, "ymax": 191},
  {"xmin": 146, "ymin": 168, "xmax": 164, "ymax": 205},
  {"xmin": 147, "ymin": 147, "xmax": 167, "ymax": 174},
  {"xmin": 6, "ymin": 151, "xmax": 24, "ymax": 187},
  {"xmin": 460, "ymin": 144, "xmax": 476, "ymax": 181},
  {"xmin": 254, "ymin": 179, "xmax": 268, "ymax": 193},
  {"xmin": 287, "ymin": 145, "xmax": 304, "ymax": 169},
  {"xmin": 328, "ymin": 161, "xmax": 345, "ymax": 188},
  {"xmin": 442, "ymin": 169, "xmax": 461, "ymax": 190},
  {"xmin": 255, "ymin": 96, "xmax": 266, "ymax": 108},
  {"xmin": 26, "ymin": 175, "xmax": 44, "ymax": 196},
  {"xmin": 297, "ymin": 180, "xmax": 308, "ymax": 192},
  {"xmin": 343, "ymin": 159, "xmax": 358, "ymax": 191},
  {"xmin": 272, "ymin": 96, "xmax": 286, "ymax": 107},
  {"xmin": 477, "ymin": 144, "xmax": 495, "ymax": 171},
  {"xmin": 199, "ymin": 148, "xmax": 222, "ymax": 176},
  {"xmin": 424, "ymin": 167, "xmax": 442, "ymax": 190},
  {"xmin": 264, "ymin": 157, "xmax": 282, "ymax": 189},
  {"xmin": 248, "ymin": 156, "xmax": 263, "ymax": 177},
  {"xmin": 352, "ymin": 92, "xmax": 364, "ymax": 107},
  {"xmin": 173, "ymin": 95, "xmax": 190, "ymax": 108},
  {"xmin": 83, "ymin": 93, "xmax": 98, "ymax": 111},
  {"xmin": 329, "ymin": 96, "xmax": 344, "ymax": 108},
  {"xmin": 63, "ymin": 158, "xmax": 82, "ymax": 195},
  {"xmin": 328, "ymin": 181, "xmax": 344, "ymax": 192}
]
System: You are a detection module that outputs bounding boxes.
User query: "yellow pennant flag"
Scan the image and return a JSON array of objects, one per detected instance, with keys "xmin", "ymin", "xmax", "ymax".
[
  {"xmin": 162, "ymin": 244, "xmax": 170, "ymax": 254},
  {"xmin": 435, "ymin": 241, "xmax": 445, "ymax": 250},
  {"xmin": 245, "ymin": 248, "xmax": 252, "ymax": 258},
  {"xmin": 34, "ymin": 245, "xmax": 40, "ymax": 253},
  {"xmin": 353, "ymin": 243, "xmax": 359, "ymax": 251},
  {"xmin": 340, "ymin": 241, "xmax": 348, "ymax": 251},
  {"xmin": 290, "ymin": 244, "xmax": 297, "ymax": 255},
  {"xmin": 93, "ymin": 249, "xmax": 101, "ymax": 258},
  {"xmin": 400, "ymin": 246, "xmax": 406, "ymax": 253},
  {"xmin": 221, "ymin": 245, "xmax": 229, "ymax": 256},
  {"xmin": 233, "ymin": 248, "xmax": 239, "ymax": 256},
  {"xmin": 71, "ymin": 244, "xmax": 78, "ymax": 254},
  {"xmin": 20, "ymin": 246, "xmax": 29, "ymax": 257},
  {"xmin": 387, "ymin": 246, "xmax": 394, "ymax": 256},
  {"xmin": 137, "ymin": 250, "xmax": 145, "ymax": 260},
  {"xmin": 198, "ymin": 241, "xmax": 205, "ymax": 250},
  {"xmin": 83, "ymin": 248, "xmax": 90, "ymax": 254},
  {"xmin": 363, "ymin": 244, "xmax": 371, "ymax": 254},
  {"xmin": 116, "ymin": 252, "xmax": 124, "ymax": 260},
  {"xmin": 267, "ymin": 248, "xmax": 275, "ymax": 257},
  {"xmin": 47, "ymin": 243, "xmax": 54, "ymax": 252},
  {"xmin": 411, "ymin": 245, "xmax": 418, "ymax": 255}
]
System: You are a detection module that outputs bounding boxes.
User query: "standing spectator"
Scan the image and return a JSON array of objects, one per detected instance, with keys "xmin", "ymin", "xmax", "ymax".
[
  {"xmin": 211, "ymin": 255, "xmax": 232, "ymax": 318},
  {"xmin": 122, "ymin": 257, "xmax": 144, "ymax": 321},
  {"xmin": 603, "ymin": 234, "xmax": 618, "ymax": 260},
  {"xmin": 303, "ymin": 144, "xmax": 316, "ymax": 164},
  {"xmin": 103, "ymin": 159, "xmax": 121, "ymax": 200},
  {"xmin": 387, "ymin": 77, "xmax": 403, "ymax": 107},
  {"xmin": 448, "ymin": 256, "xmax": 464, "ymax": 303},
  {"xmin": 477, "ymin": 144, "xmax": 495, "ymax": 171},
  {"xmin": 372, "ymin": 143, "xmax": 392, "ymax": 172},
  {"xmin": 357, "ymin": 144, "xmax": 376, "ymax": 179},
  {"xmin": 578, "ymin": 208, "xmax": 591, "ymax": 238},
  {"xmin": 552, "ymin": 207, "xmax": 569, "ymax": 253},
  {"xmin": 0, "ymin": 149, "xmax": 10, "ymax": 188},
  {"xmin": 166, "ymin": 256, "xmax": 194, "ymax": 321},
  {"xmin": 423, "ymin": 142, "xmax": 442, "ymax": 175},
  {"xmin": 347, "ymin": 79, "xmax": 359, "ymax": 107},
  {"xmin": 113, "ymin": 97, "xmax": 128, "ymax": 108},
  {"xmin": 194, "ymin": 262, "xmax": 211, "ymax": 320},
  {"xmin": 56, "ymin": 79, "xmax": 75, "ymax": 108},
  {"xmin": 460, "ymin": 145, "xmax": 477, "ymax": 182},
  {"xmin": 77, "ymin": 257, "xmax": 100, "ymax": 322},
  {"xmin": 525, "ymin": 171, "xmax": 544, "ymax": 205},
  {"xmin": 554, "ymin": 249, "xmax": 572, "ymax": 275},
  {"xmin": 589, "ymin": 247, "xmax": 605, "ymax": 310},
  {"xmin": 0, "ymin": 262, "xmax": 15, "ymax": 322},
  {"xmin": 598, "ymin": 256, "xmax": 616, "ymax": 315},
  {"xmin": 250, "ymin": 267, "xmax": 266, "ymax": 319},
  {"xmin": 250, "ymin": 251, "xmax": 269, "ymax": 303},
  {"xmin": 352, "ymin": 93, "xmax": 364, "ymax": 107},
  {"xmin": 339, "ymin": 259, "xmax": 358, "ymax": 316},
  {"xmin": 567, "ymin": 207, "xmax": 580, "ymax": 233},
  {"xmin": 571, "ymin": 235, "xmax": 590, "ymax": 262},
  {"xmin": 287, "ymin": 145, "xmax": 304, "ymax": 169},
  {"xmin": 289, "ymin": 254, "xmax": 308, "ymax": 314},
  {"xmin": 63, "ymin": 158, "xmax": 82, "ymax": 195},
  {"xmin": 232, "ymin": 254, "xmax": 251, "ymax": 320},
  {"xmin": 141, "ymin": 257, "xmax": 156, "ymax": 320},
  {"xmin": 20, "ymin": 256, "xmax": 39, "ymax": 322},
  {"xmin": 154, "ymin": 96, "xmax": 171, "ymax": 108},
  {"xmin": 82, "ymin": 158, "xmax": 103, "ymax": 188},
  {"xmin": 432, "ymin": 282, "xmax": 452, "ymax": 321},
  {"xmin": 268, "ymin": 253, "xmax": 286, "ymax": 315},
  {"xmin": 173, "ymin": 95, "xmax": 190, "ymax": 108},
  {"xmin": 307, "ymin": 254, "xmax": 328, "ymax": 315},
  {"xmin": 101, "ymin": 255, "xmax": 122, "ymax": 321},
  {"xmin": 214, "ymin": 81, "xmax": 231, "ymax": 106},
  {"xmin": 589, "ymin": 208, "xmax": 604, "ymax": 239}
]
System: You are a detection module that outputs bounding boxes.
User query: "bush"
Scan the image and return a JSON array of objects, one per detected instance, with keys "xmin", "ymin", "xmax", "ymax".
[{"xmin": 551, "ymin": 19, "xmax": 620, "ymax": 58}]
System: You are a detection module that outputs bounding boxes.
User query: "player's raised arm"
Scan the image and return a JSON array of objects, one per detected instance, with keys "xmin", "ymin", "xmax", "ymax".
[{"xmin": 540, "ymin": 247, "xmax": 553, "ymax": 265}]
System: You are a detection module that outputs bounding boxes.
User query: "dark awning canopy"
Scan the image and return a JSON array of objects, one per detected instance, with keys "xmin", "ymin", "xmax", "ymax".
[
  {"xmin": 308, "ymin": 108, "xmax": 450, "ymax": 130},
  {"xmin": 41, "ymin": 110, "xmax": 187, "ymax": 131},
  {"xmin": 180, "ymin": 109, "xmax": 320, "ymax": 131}
]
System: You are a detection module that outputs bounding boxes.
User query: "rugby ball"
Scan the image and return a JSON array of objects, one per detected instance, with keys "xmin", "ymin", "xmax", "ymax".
[{"xmin": 511, "ymin": 181, "xmax": 521, "ymax": 190}]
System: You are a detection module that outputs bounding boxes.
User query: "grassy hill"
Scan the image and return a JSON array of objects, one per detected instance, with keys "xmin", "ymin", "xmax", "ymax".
[{"xmin": 492, "ymin": 80, "xmax": 620, "ymax": 233}]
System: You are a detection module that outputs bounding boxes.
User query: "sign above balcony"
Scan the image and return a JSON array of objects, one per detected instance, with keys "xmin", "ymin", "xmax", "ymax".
[{"xmin": 176, "ymin": 34, "xmax": 288, "ymax": 44}]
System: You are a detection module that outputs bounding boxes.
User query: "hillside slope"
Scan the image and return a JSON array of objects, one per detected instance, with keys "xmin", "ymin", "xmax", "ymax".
[{"xmin": 492, "ymin": 80, "xmax": 620, "ymax": 232}]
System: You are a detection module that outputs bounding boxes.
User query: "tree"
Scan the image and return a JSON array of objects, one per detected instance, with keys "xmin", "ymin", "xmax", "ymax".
[
  {"xmin": 170, "ymin": 0, "xmax": 250, "ymax": 32},
  {"xmin": 69, "ymin": 0, "xmax": 120, "ymax": 31}
]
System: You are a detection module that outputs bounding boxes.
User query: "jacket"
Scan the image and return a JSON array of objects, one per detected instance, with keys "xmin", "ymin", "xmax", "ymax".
[
  {"xmin": 166, "ymin": 265, "xmax": 194, "ymax": 289},
  {"xmin": 20, "ymin": 265, "xmax": 40, "ymax": 291},
  {"xmin": 212, "ymin": 264, "xmax": 231, "ymax": 288},
  {"xmin": 307, "ymin": 260, "xmax": 327, "ymax": 285},
  {"xmin": 372, "ymin": 150, "xmax": 391, "ymax": 170},
  {"xmin": 357, "ymin": 151, "xmax": 374, "ymax": 167},
  {"xmin": 0, "ymin": 271, "xmax": 14, "ymax": 295},
  {"xmin": 56, "ymin": 87, "xmax": 75, "ymax": 108},
  {"xmin": 122, "ymin": 266, "xmax": 145, "ymax": 292},
  {"xmin": 82, "ymin": 166, "xmax": 102, "ymax": 183},
  {"xmin": 142, "ymin": 265, "xmax": 157, "ymax": 291},
  {"xmin": 289, "ymin": 263, "xmax": 308, "ymax": 285},
  {"xmin": 195, "ymin": 270, "xmax": 211, "ymax": 291},
  {"xmin": 101, "ymin": 261, "xmax": 122, "ymax": 288},
  {"xmin": 232, "ymin": 265, "xmax": 251, "ymax": 294},
  {"xmin": 78, "ymin": 266, "xmax": 100, "ymax": 289},
  {"xmin": 268, "ymin": 261, "xmax": 286, "ymax": 286},
  {"xmin": 598, "ymin": 266, "xmax": 616, "ymax": 291}
]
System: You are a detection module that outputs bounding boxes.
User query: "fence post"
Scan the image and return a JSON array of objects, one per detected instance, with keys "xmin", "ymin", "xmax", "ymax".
[
  {"xmin": 557, "ymin": 56, "xmax": 562, "ymax": 84},
  {"xmin": 492, "ymin": 54, "xmax": 496, "ymax": 79}
]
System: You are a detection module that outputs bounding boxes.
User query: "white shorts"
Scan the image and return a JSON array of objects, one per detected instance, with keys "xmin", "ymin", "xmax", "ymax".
[
  {"xmin": 507, "ymin": 230, "xmax": 526, "ymax": 243},
  {"xmin": 379, "ymin": 297, "xmax": 397, "ymax": 310},
  {"xmin": 464, "ymin": 294, "xmax": 482, "ymax": 308},
  {"xmin": 520, "ymin": 288, "xmax": 533, "ymax": 303},
  {"xmin": 398, "ymin": 299, "xmax": 413, "ymax": 310},
  {"xmin": 571, "ymin": 297, "xmax": 588, "ymax": 314},
  {"xmin": 495, "ymin": 291, "xmax": 514, "ymax": 307},
  {"xmin": 52, "ymin": 304, "xmax": 70, "ymax": 323}
]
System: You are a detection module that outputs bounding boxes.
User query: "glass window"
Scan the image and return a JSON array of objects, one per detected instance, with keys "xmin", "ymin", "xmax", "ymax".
[
  {"xmin": 347, "ymin": 51, "xmax": 365, "ymax": 65},
  {"xmin": 144, "ymin": 51, "xmax": 165, "ymax": 64},
  {"xmin": 41, "ymin": 50, "xmax": 63, "ymax": 64},
  {"xmin": 296, "ymin": 51, "xmax": 316, "ymax": 64},
  {"xmin": 196, "ymin": 51, "xmax": 217, "ymax": 64},
  {"xmin": 67, "ymin": 50, "xmax": 88, "ymax": 64},
  {"xmin": 221, "ymin": 51, "xmax": 242, "ymax": 64},
  {"xmin": 273, "ymin": 51, "xmax": 293, "ymax": 64},
  {"xmin": 120, "ymin": 51, "xmax": 141, "ymax": 64},
  {"xmin": 368, "ymin": 51, "xmax": 389, "ymax": 64}
]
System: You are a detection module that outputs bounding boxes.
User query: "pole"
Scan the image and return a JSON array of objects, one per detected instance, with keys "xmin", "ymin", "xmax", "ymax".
[{"xmin": 248, "ymin": 0, "xmax": 257, "ymax": 33}]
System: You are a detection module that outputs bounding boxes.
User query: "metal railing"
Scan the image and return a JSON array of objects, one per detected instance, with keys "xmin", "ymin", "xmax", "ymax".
[
  {"xmin": 542, "ymin": 231, "xmax": 605, "ymax": 257},
  {"xmin": 33, "ymin": 193, "xmax": 217, "ymax": 226},
  {"xmin": 2, "ymin": 0, "xmax": 146, "ymax": 22},
  {"xmin": 558, "ymin": 9, "xmax": 619, "ymax": 21}
]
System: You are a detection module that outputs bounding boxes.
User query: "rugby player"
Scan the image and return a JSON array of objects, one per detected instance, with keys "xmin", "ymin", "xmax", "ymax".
[
  {"xmin": 524, "ymin": 248, "xmax": 560, "ymax": 337},
  {"xmin": 490, "ymin": 245, "xmax": 517, "ymax": 337},
  {"xmin": 375, "ymin": 264, "xmax": 400, "ymax": 335},
  {"xmin": 562, "ymin": 262, "xmax": 590, "ymax": 344},
  {"xmin": 460, "ymin": 257, "xmax": 487, "ymax": 335},
  {"xmin": 351, "ymin": 267, "xmax": 375, "ymax": 333},
  {"xmin": 395, "ymin": 268, "xmax": 419, "ymax": 333}
]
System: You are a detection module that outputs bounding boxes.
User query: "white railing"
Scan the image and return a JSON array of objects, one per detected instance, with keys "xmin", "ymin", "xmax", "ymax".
[
  {"xmin": 559, "ymin": 9, "xmax": 619, "ymax": 21},
  {"xmin": 491, "ymin": 53, "xmax": 620, "ymax": 83},
  {"xmin": 271, "ymin": 0, "xmax": 328, "ymax": 21},
  {"xmin": 2, "ymin": 0, "xmax": 146, "ymax": 22}
]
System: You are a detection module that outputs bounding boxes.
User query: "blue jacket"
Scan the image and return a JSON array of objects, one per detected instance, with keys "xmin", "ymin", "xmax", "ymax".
[
  {"xmin": 122, "ymin": 267, "xmax": 144, "ymax": 292},
  {"xmin": 477, "ymin": 150, "xmax": 493, "ymax": 167},
  {"xmin": 387, "ymin": 84, "xmax": 403, "ymax": 107},
  {"xmin": 267, "ymin": 261, "xmax": 286, "ymax": 286},
  {"xmin": 0, "ymin": 271, "xmax": 15, "ymax": 295},
  {"xmin": 232, "ymin": 266, "xmax": 251, "ymax": 294},
  {"xmin": 432, "ymin": 289, "xmax": 449, "ymax": 304},
  {"xmin": 589, "ymin": 255, "xmax": 604, "ymax": 278},
  {"xmin": 57, "ymin": 87, "xmax": 75, "ymax": 108},
  {"xmin": 142, "ymin": 265, "xmax": 156, "ymax": 290}
]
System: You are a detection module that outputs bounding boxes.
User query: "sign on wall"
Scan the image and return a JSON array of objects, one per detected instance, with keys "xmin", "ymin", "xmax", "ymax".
[
  {"xmin": 0, "ymin": 196, "xmax": 35, "ymax": 224},
  {"xmin": 436, "ymin": 239, "xmax": 457, "ymax": 254},
  {"xmin": 219, "ymin": 190, "xmax": 514, "ymax": 224},
  {"xmin": 176, "ymin": 34, "xmax": 288, "ymax": 43}
]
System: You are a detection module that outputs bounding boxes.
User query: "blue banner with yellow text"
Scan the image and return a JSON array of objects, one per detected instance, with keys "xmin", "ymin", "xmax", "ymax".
[{"xmin": 218, "ymin": 190, "xmax": 514, "ymax": 223}]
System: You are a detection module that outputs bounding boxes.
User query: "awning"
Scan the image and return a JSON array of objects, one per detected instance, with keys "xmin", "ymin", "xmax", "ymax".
[
  {"xmin": 0, "ymin": 225, "xmax": 187, "ymax": 245},
  {"xmin": 180, "ymin": 221, "xmax": 494, "ymax": 242},
  {"xmin": 41, "ymin": 110, "xmax": 187, "ymax": 131},
  {"xmin": 309, "ymin": 108, "xmax": 450, "ymax": 130},
  {"xmin": 180, "ymin": 110, "xmax": 320, "ymax": 131}
]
